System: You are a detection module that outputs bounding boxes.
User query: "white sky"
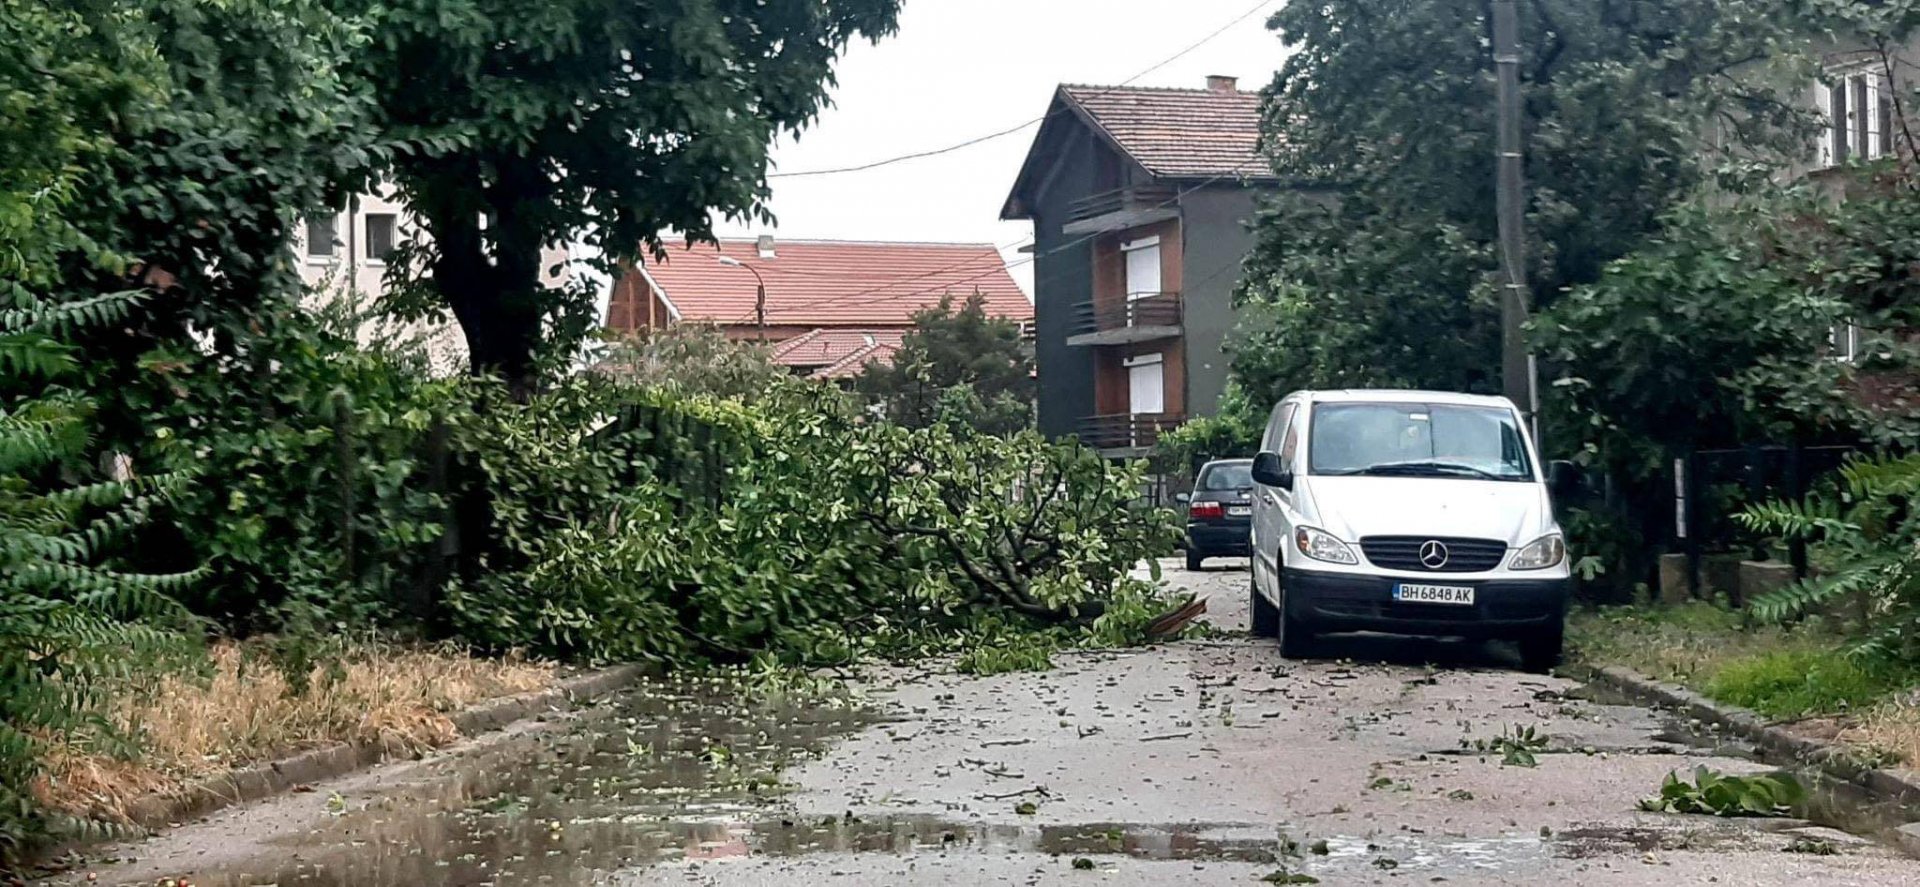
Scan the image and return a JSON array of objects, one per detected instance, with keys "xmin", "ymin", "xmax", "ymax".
[{"xmin": 711, "ymin": 0, "xmax": 1294, "ymax": 297}]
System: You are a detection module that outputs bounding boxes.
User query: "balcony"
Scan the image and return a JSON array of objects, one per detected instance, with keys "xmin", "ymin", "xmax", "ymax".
[
  {"xmin": 1063, "ymin": 185, "xmax": 1181, "ymax": 236},
  {"xmin": 1076, "ymin": 412, "xmax": 1185, "ymax": 456},
  {"xmin": 1066, "ymin": 293, "xmax": 1182, "ymax": 347}
]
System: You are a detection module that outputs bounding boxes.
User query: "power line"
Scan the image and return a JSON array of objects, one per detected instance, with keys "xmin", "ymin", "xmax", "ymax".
[
  {"xmin": 722, "ymin": 152, "xmax": 1264, "ymax": 326},
  {"xmin": 766, "ymin": 0, "xmax": 1277, "ymax": 179},
  {"xmin": 766, "ymin": 155, "xmax": 1265, "ymax": 317}
]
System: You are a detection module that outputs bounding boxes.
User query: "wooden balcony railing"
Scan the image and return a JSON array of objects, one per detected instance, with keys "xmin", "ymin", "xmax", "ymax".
[
  {"xmin": 1076, "ymin": 413, "xmax": 1185, "ymax": 452},
  {"xmin": 1067, "ymin": 185, "xmax": 1181, "ymax": 224},
  {"xmin": 1068, "ymin": 293, "xmax": 1181, "ymax": 343}
]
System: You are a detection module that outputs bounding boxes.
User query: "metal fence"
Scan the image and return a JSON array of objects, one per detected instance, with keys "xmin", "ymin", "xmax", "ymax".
[{"xmin": 1671, "ymin": 444, "xmax": 1860, "ymax": 594}]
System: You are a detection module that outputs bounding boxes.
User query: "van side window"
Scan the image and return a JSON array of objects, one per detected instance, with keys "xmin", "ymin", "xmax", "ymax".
[
  {"xmin": 1261, "ymin": 404, "xmax": 1292, "ymax": 452},
  {"xmin": 1279, "ymin": 413, "xmax": 1301, "ymax": 466}
]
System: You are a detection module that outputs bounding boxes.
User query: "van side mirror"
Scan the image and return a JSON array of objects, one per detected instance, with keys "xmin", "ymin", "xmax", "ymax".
[
  {"xmin": 1174, "ymin": 492, "xmax": 1191, "ymax": 504},
  {"xmin": 1251, "ymin": 451, "xmax": 1292, "ymax": 490},
  {"xmin": 1547, "ymin": 460, "xmax": 1583, "ymax": 498}
]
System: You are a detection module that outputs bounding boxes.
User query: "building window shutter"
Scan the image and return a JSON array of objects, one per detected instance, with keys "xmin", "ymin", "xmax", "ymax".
[
  {"xmin": 1832, "ymin": 80, "xmax": 1851, "ymax": 164},
  {"xmin": 1878, "ymin": 87, "xmax": 1896, "ymax": 158},
  {"xmin": 1126, "ymin": 357, "xmax": 1165, "ymax": 415},
  {"xmin": 1122, "ymin": 236, "xmax": 1162, "ymax": 301},
  {"xmin": 1853, "ymin": 76, "xmax": 1872, "ymax": 159}
]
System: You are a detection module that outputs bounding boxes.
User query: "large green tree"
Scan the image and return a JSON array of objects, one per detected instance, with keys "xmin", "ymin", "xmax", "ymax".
[
  {"xmin": 1226, "ymin": 0, "xmax": 1813, "ymax": 408},
  {"xmin": 358, "ymin": 0, "xmax": 901, "ymax": 393},
  {"xmin": 856, "ymin": 292, "xmax": 1035, "ymax": 436}
]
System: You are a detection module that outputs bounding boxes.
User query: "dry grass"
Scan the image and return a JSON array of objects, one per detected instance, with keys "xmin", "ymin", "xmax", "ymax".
[
  {"xmin": 37, "ymin": 641, "xmax": 552, "ymax": 821},
  {"xmin": 1847, "ymin": 697, "xmax": 1920, "ymax": 769},
  {"xmin": 1567, "ymin": 602, "xmax": 1793, "ymax": 684},
  {"xmin": 1571, "ymin": 603, "xmax": 1920, "ymax": 768}
]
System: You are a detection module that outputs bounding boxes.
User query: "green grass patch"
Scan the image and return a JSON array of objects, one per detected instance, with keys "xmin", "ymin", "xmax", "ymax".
[
  {"xmin": 1569, "ymin": 603, "xmax": 1914, "ymax": 719},
  {"xmin": 1705, "ymin": 649, "xmax": 1911, "ymax": 719}
]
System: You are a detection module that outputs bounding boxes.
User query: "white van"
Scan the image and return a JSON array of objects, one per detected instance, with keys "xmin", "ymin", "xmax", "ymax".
[{"xmin": 1247, "ymin": 390, "xmax": 1577, "ymax": 671}]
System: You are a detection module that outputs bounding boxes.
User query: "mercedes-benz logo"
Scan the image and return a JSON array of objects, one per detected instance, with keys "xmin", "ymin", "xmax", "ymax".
[{"xmin": 1418, "ymin": 540, "xmax": 1450, "ymax": 570}]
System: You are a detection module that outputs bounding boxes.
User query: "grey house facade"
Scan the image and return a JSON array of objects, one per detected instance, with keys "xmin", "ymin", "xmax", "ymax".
[{"xmin": 1001, "ymin": 76, "xmax": 1279, "ymax": 455}]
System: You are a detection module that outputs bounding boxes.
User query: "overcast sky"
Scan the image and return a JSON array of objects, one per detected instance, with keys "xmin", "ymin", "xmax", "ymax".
[{"xmin": 710, "ymin": 0, "xmax": 1294, "ymax": 296}]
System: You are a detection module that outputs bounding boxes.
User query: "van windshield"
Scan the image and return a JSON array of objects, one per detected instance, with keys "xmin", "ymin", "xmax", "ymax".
[{"xmin": 1308, "ymin": 403, "xmax": 1533, "ymax": 482}]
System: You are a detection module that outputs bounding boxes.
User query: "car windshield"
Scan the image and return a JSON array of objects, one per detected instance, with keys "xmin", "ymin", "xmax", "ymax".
[
  {"xmin": 1308, "ymin": 402, "xmax": 1533, "ymax": 482},
  {"xmin": 1199, "ymin": 463, "xmax": 1253, "ymax": 491}
]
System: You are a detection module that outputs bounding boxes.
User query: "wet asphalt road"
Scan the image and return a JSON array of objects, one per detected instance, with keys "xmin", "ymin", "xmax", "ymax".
[{"xmin": 57, "ymin": 560, "xmax": 1920, "ymax": 886}]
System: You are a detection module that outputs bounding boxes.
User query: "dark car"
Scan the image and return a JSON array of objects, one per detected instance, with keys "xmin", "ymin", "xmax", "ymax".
[{"xmin": 1181, "ymin": 458, "xmax": 1254, "ymax": 570}]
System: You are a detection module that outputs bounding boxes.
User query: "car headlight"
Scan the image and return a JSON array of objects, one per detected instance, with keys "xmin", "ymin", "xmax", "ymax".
[
  {"xmin": 1509, "ymin": 534, "xmax": 1566, "ymax": 571},
  {"xmin": 1294, "ymin": 526, "xmax": 1358, "ymax": 565}
]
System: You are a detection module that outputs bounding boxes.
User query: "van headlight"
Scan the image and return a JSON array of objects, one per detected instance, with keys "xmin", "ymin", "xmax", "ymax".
[
  {"xmin": 1509, "ymin": 534, "xmax": 1566, "ymax": 571},
  {"xmin": 1294, "ymin": 527, "xmax": 1358, "ymax": 565}
]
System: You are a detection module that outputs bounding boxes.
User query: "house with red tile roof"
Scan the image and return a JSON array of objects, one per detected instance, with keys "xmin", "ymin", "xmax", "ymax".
[
  {"xmin": 604, "ymin": 237, "xmax": 1031, "ymax": 378},
  {"xmin": 1002, "ymin": 75, "xmax": 1288, "ymax": 456}
]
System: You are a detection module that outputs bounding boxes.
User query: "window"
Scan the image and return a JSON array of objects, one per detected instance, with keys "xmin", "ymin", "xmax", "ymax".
[
  {"xmin": 305, "ymin": 216, "xmax": 338, "ymax": 259},
  {"xmin": 1819, "ymin": 70, "xmax": 1895, "ymax": 167},
  {"xmin": 1830, "ymin": 321, "xmax": 1861, "ymax": 364},
  {"xmin": 1198, "ymin": 462, "xmax": 1254, "ymax": 491},
  {"xmin": 1261, "ymin": 403, "xmax": 1294, "ymax": 452},
  {"xmin": 1122, "ymin": 236, "xmax": 1162, "ymax": 301},
  {"xmin": 1123, "ymin": 353, "xmax": 1165, "ymax": 415},
  {"xmin": 1308, "ymin": 402, "xmax": 1533, "ymax": 482},
  {"xmin": 1279, "ymin": 417, "xmax": 1300, "ymax": 466},
  {"xmin": 365, "ymin": 213, "xmax": 397, "ymax": 262}
]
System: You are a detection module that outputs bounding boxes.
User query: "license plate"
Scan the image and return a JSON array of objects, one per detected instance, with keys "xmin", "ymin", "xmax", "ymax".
[
  {"xmin": 1394, "ymin": 584, "xmax": 1475, "ymax": 605},
  {"xmin": 1227, "ymin": 506, "xmax": 1251, "ymax": 517}
]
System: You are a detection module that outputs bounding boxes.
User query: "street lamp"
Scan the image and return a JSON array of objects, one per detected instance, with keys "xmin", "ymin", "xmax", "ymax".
[{"xmin": 716, "ymin": 255, "xmax": 768, "ymax": 341}]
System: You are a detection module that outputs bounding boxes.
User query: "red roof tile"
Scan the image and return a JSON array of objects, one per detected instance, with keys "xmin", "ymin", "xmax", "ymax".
[
  {"xmin": 809, "ymin": 341, "xmax": 899, "ymax": 381},
  {"xmin": 1060, "ymin": 84, "xmax": 1272, "ymax": 180},
  {"xmin": 640, "ymin": 239, "xmax": 1032, "ymax": 328},
  {"xmin": 770, "ymin": 328, "xmax": 906, "ymax": 369}
]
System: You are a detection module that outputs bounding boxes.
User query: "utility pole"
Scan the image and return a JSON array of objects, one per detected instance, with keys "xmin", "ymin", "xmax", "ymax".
[{"xmin": 1492, "ymin": 0, "xmax": 1539, "ymax": 440}]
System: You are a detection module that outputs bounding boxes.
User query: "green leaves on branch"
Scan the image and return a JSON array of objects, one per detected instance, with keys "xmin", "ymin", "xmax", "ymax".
[
  {"xmin": 2, "ymin": 292, "xmax": 200, "ymax": 864},
  {"xmin": 1738, "ymin": 454, "xmax": 1920, "ymax": 663},
  {"xmin": 1640, "ymin": 767, "xmax": 1805, "ymax": 817},
  {"xmin": 446, "ymin": 374, "xmax": 1182, "ymax": 668}
]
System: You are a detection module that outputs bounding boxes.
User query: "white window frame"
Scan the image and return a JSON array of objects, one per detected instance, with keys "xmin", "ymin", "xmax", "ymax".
[
  {"xmin": 304, "ymin": 214, "xmax": 340, "ymax": 262},
  {"xmin": 1829, "ymin": 320, "xmax": 1862, "ymax": 364},
  {"xmin": 1123, "ymin": 352, "xmax": 1166, "ymax": 416},
  {"xmin": 364, "ymin": 212, "xmax": 398, "ymax": 265},
  {"xmin": 1817, "ymin": 67, "xmax": 1894, "ymax": 168},
  {"xmin": 1121, "ymin": 235, "xmax": 1163, "ymax": 302}
]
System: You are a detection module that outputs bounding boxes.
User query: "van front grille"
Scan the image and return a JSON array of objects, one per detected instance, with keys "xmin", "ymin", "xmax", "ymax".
[{"xmin": 1360, "ymin": 536, "xmax": 1508, "ymax": 573}]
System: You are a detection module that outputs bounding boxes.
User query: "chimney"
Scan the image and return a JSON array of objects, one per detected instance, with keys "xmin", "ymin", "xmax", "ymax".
[
  {"xmin": 756, "ymin": 234, "xmax": 776, "ymax": 259},
  {"xmin": 1206, "ymin": 74, "xmax": 1238, "ymax": 94}
]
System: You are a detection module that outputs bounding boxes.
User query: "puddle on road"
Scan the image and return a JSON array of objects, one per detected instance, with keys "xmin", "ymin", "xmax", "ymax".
[
  {"xmin": 145, "ymin": 675, "xmax": 885, "ymax": 886},
  {"xmin": 1569, "ymin": 680, "xmax": 1920, "ymax": 850},
  {"xmin": 85, "ymin": 673, "xmax": 1920, "ymax": 886}
]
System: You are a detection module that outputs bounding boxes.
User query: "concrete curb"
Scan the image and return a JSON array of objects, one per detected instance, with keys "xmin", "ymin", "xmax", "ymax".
[
  {"xmin": 1574, "ymin": 663, "xmax": 1920, "ymax": 810},
  {"xmin": 118, "ymin": 663, "xmax": 648, "ymax": 831}
]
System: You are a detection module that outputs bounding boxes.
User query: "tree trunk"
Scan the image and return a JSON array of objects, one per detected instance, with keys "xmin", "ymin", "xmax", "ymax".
[{"xmin": 413, "ymin": 155, "xmax": 550, "ymax": 400}]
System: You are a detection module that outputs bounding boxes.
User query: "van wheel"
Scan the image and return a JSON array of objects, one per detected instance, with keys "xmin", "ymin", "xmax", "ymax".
[
  {"xmin": 1274, "ymin": 575, "xmax": 1313, "ymax": 659},
  {"xmin": 1249, "ymin": 575, "xmax": 1278, "ymax": 638},
  {"xmin": 1186, "ymin": 551, "xmax": 1205, "ymax": 571},
  {"xmin": 1518, "ymin": 625, "xmax": 1565, "ymax": 674}
]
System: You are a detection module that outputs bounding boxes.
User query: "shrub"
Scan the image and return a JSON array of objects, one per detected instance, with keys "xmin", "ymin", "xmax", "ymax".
[
  {"xmin": 2, "ymin": 293, "xmax": 201, "ymax": 862},
  {"xmin": 1739, "ymin": 454, "xmax": 1920, "ymax": 664}
]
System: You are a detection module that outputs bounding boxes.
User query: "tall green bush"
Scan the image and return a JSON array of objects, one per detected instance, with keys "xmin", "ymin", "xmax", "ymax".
[
  {"xmin": 2, "ymin": 294, "xmax": 201, "ymax": 863},
  {"xmin": 1740, "ymin": 455, "xmax": 1920, "ymax": 663}
]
